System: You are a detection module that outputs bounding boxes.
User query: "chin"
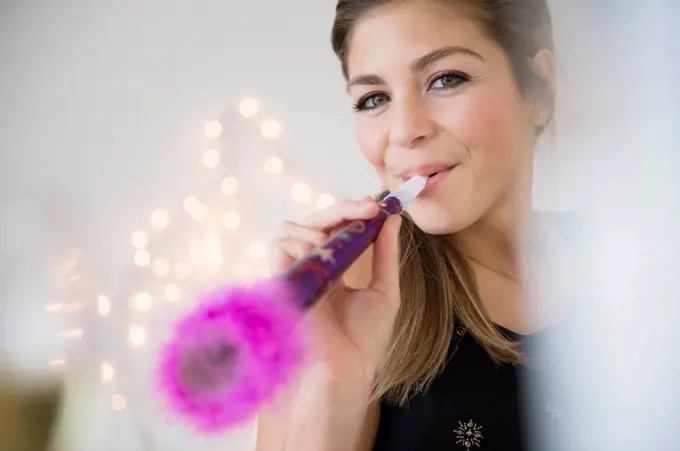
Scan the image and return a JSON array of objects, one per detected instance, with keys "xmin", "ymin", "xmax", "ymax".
[{"xmin": 406, "ymin": 200, "xmax": 478, "ymax": 236}]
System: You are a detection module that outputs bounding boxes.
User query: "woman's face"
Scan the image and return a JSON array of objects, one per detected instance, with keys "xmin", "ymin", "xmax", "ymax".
[{"xmin": 346, "ymin": 1, "xmax": 543, "ymax": 235}]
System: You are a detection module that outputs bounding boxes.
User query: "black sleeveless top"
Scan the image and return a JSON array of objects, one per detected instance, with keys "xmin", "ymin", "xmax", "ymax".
[
  {"xmin": 372, "ymin": 215, "xmax": 582, "ymax": 451},
  {"xmin": 373, "ymin": 325, "xmax": 565, "ymax": 451}
]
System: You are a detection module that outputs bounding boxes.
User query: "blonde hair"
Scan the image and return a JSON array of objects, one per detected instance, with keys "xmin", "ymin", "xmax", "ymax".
[{"xmin": 370, "ymin": 195, "xmax": 521, "ymax": 404}]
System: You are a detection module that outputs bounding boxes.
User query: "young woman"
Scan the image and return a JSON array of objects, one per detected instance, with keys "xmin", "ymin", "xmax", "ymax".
[{"xmin": 258, "ymin": 0, "xmax": 558, "ymax": 449}]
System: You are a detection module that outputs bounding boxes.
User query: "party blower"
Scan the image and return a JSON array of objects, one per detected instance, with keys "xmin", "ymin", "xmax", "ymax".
[{"xmin": 156, "ymin": 175, "xmax": 428, "ymax": 431}]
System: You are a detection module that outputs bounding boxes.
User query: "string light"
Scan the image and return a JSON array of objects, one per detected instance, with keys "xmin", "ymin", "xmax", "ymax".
[
  {"xmin": 44, "ymin": 304, "xmax": 61, "ymax": 313},
  {"xmin": 221, "ymin": 177, "xmax": 239, "ymax": 196},
  {"xmin": 202, "ymin": 149, "xmax": 220, "ymax": 168},
  {"xmin": 261, "ymin": 120, "xmax": 282, "ymax": 139},
  {"xmin": 183, "ymin": 196, "xmax": 200, "ymax": 214},
  {"xmin": 112, "ymin": 394, "xmax": 126, "ymax": 411},
  {"xmin": 99, "ymin": 98, "xmax": 326, "ymax": 407},
  {"xmin": 150, "ymin": 209, "xmax": 170, "ymax": 229},
  {"xmin": 152, "ymin": 258, "xmax": 170, "ymax": 277},
  {"xmin": 128, "ymin": 326, "xmax": 146, "ymax": 347},
  {"xmin": 291, "ymin": 183, "xmax": 312, "ymax": 203},
  {"xmin": 134, "ymin": 249, "xmax": 151, "ymax": 267},
  {"xmin": 100, "ymin": 362, "xmax": 115, "ymax": 382},
  {"xmin": 164, "ymin": 284, "xmax": 181, "ymax": 302},
  {"xmin": 131, "ymin": 231, "xmax": 148, "ymax": 249},
  {"xmin": 49, "ymin": 250, "xmax": 82, "ymax": 307},
  {"xmin": 132, "ymin": 292, "xmax": 153, "ymax": 312},
  {"xmin": 204, "ymin": 233, "xmax": 223, "ymax": 268},
  {"xmin": 239, "ymin": 98, "xmax": 259, "ymax": 118},
  {"xmin": 49, "ymin": 359, "xmax": 66, "ymax": 368},
  {"xmin": 264, "ymin": 156, "xmax": 283, "ymax": 174},
  {"xmin": 184, "ymin": 197, "xmax": 210, "ymax": 222},
  {"xmin": 97, "ymin": 295, "xmax": 111, "ymax": 316},
  {"xmin": 221, "ymin": 211, "xmax": 240, "ymax": 230},
  {"xmin": 247, "ymin": 241, "xmax": 267, "ymax": 260},
  {"xmin": 317, "ymin": 193, "xmax": 335, "ymax": 210},
  {"xmin": 204, "ymin": 120, "xmax": 223, "ymax": 139}
]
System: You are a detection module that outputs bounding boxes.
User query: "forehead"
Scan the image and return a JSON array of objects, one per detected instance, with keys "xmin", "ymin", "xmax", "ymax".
[{"xmin": 346, "ymin": 2, "xmax": 493, "ymax": 76}]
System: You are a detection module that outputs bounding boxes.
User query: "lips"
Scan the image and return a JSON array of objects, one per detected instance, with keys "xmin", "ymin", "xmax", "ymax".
[{"xmin": 400, "ymin": 164, "xmax": 457, "ymax": 182}]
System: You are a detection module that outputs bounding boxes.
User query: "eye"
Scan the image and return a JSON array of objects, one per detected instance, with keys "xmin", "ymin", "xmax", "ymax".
[
  {"xmin": 353, "ymin": 93, "xmax": 390, "ymax": 112},
  {"xmin": 429, "ymin": 72, "xmax": 470, "ymax": 91}
]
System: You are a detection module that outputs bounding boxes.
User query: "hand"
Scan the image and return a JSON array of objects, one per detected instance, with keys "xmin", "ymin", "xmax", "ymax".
[{"xmin": 274, "ymin": 197, "xmax": 402, "ymax": 385}]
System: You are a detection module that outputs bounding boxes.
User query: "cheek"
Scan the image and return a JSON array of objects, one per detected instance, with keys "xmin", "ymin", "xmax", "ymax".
[
  {"xmin": 443, "ymin": 88, "xmax": 529, "ymax": 173},
  {"xmin": 356, "ymin": 118, "xmax": 389, "ymax": 180}
]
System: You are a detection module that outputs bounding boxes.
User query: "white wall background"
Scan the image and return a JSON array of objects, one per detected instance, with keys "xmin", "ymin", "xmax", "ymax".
[
  {"xmin": 1, "ymin": 1, "xmax": 678, "ymax": 450},
  {"xmin": 0, "ymin": 2, "xmax": 382, "ymax": 450}
]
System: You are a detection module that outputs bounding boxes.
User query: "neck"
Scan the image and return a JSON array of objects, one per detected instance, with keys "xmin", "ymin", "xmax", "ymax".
[{"xmin": 450, "ymin": 183, "xmax": 537, "ymax": 282}]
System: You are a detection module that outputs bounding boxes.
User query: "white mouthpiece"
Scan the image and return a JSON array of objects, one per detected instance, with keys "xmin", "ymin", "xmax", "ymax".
[{"xmin": 385, "ymin": 175, "xmax": 428, "ymax": 208}]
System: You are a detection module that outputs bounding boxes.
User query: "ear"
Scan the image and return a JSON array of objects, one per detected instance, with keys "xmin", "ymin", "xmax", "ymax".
[{"xmin": 528, "ymin": 49, "xmax": 556, "ymax": 127}]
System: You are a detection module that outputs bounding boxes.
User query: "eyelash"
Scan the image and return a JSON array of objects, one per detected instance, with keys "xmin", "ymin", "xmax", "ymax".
[{"xmin": 352, "ymin": 71, "xmax": 472, "ymax": 112}]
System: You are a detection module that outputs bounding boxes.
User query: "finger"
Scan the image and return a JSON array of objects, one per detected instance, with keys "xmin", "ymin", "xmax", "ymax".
[
  {"xmin": 279, "ymin": 220, "xmax": 328, "ymax": 246},
  {"xmin": 303, "ymin": 199, "xmax": 379, "ymax": 230},
  {"xmin": 272, "ymin": 237, "xmax": 316, "ymax": 273},
  {"xmin": 368, "ymin": 215, "xmax": 402, "ymax": 301}
]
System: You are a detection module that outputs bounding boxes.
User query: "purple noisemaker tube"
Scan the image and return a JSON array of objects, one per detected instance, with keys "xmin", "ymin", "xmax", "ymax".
[
  {"xmin": 282, "ymin": 176, "xmax": 427, "ymax": 309},
  {"xmin": 155, "ymin": 176, "xmax": 428, "ymax": 432}
]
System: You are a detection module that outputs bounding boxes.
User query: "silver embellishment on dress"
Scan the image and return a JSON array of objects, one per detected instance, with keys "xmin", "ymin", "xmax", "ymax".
[
  {"xmin": 456, "ymin": 326, "xmax": 466, "ymax": 337},
  {"xmin": 455, "ymin": 419, "xmax": 483, "ymax": 449},
  {"xmin": 545, "ymin": 401, "xmax": 565, "ymax": 450},
  {"xmin": 545, "ymin": 402, "xmax": 563, "ymax": 420}
]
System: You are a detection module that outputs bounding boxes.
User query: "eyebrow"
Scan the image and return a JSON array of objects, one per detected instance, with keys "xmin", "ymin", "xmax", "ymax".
[{"xmin": 347, "ymin": 45, "xmax": 484, "ymax": 90}]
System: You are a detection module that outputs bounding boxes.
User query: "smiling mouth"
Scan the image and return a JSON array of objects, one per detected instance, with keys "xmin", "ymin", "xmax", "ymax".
[
  {"xmin": 417, "ymin": 166, "xmax": 458, "ymax": 193},
  {"xmin": 401, "ymin": 167, "xmax": 454, "ymax": 183},
  {"xmin": 426, "ymin": 166, "xmax": 455, "ymax": 179}
]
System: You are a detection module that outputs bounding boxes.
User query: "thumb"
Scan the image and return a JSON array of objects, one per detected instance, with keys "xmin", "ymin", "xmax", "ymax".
[{"xmin": 368, "ymin": 215, "xmax": 402, "ymax": 299}]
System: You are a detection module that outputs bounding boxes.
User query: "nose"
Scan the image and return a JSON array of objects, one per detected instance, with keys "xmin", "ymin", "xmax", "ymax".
[{"xmin": 388, "ymin": 93, "xmax": 436, "ymax": 149}]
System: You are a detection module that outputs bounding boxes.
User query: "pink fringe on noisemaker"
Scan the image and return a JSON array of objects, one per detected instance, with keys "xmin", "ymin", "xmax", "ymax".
[{"xmin": 156, "ymin": 280, "xmax": 305, "ymax": 431}]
